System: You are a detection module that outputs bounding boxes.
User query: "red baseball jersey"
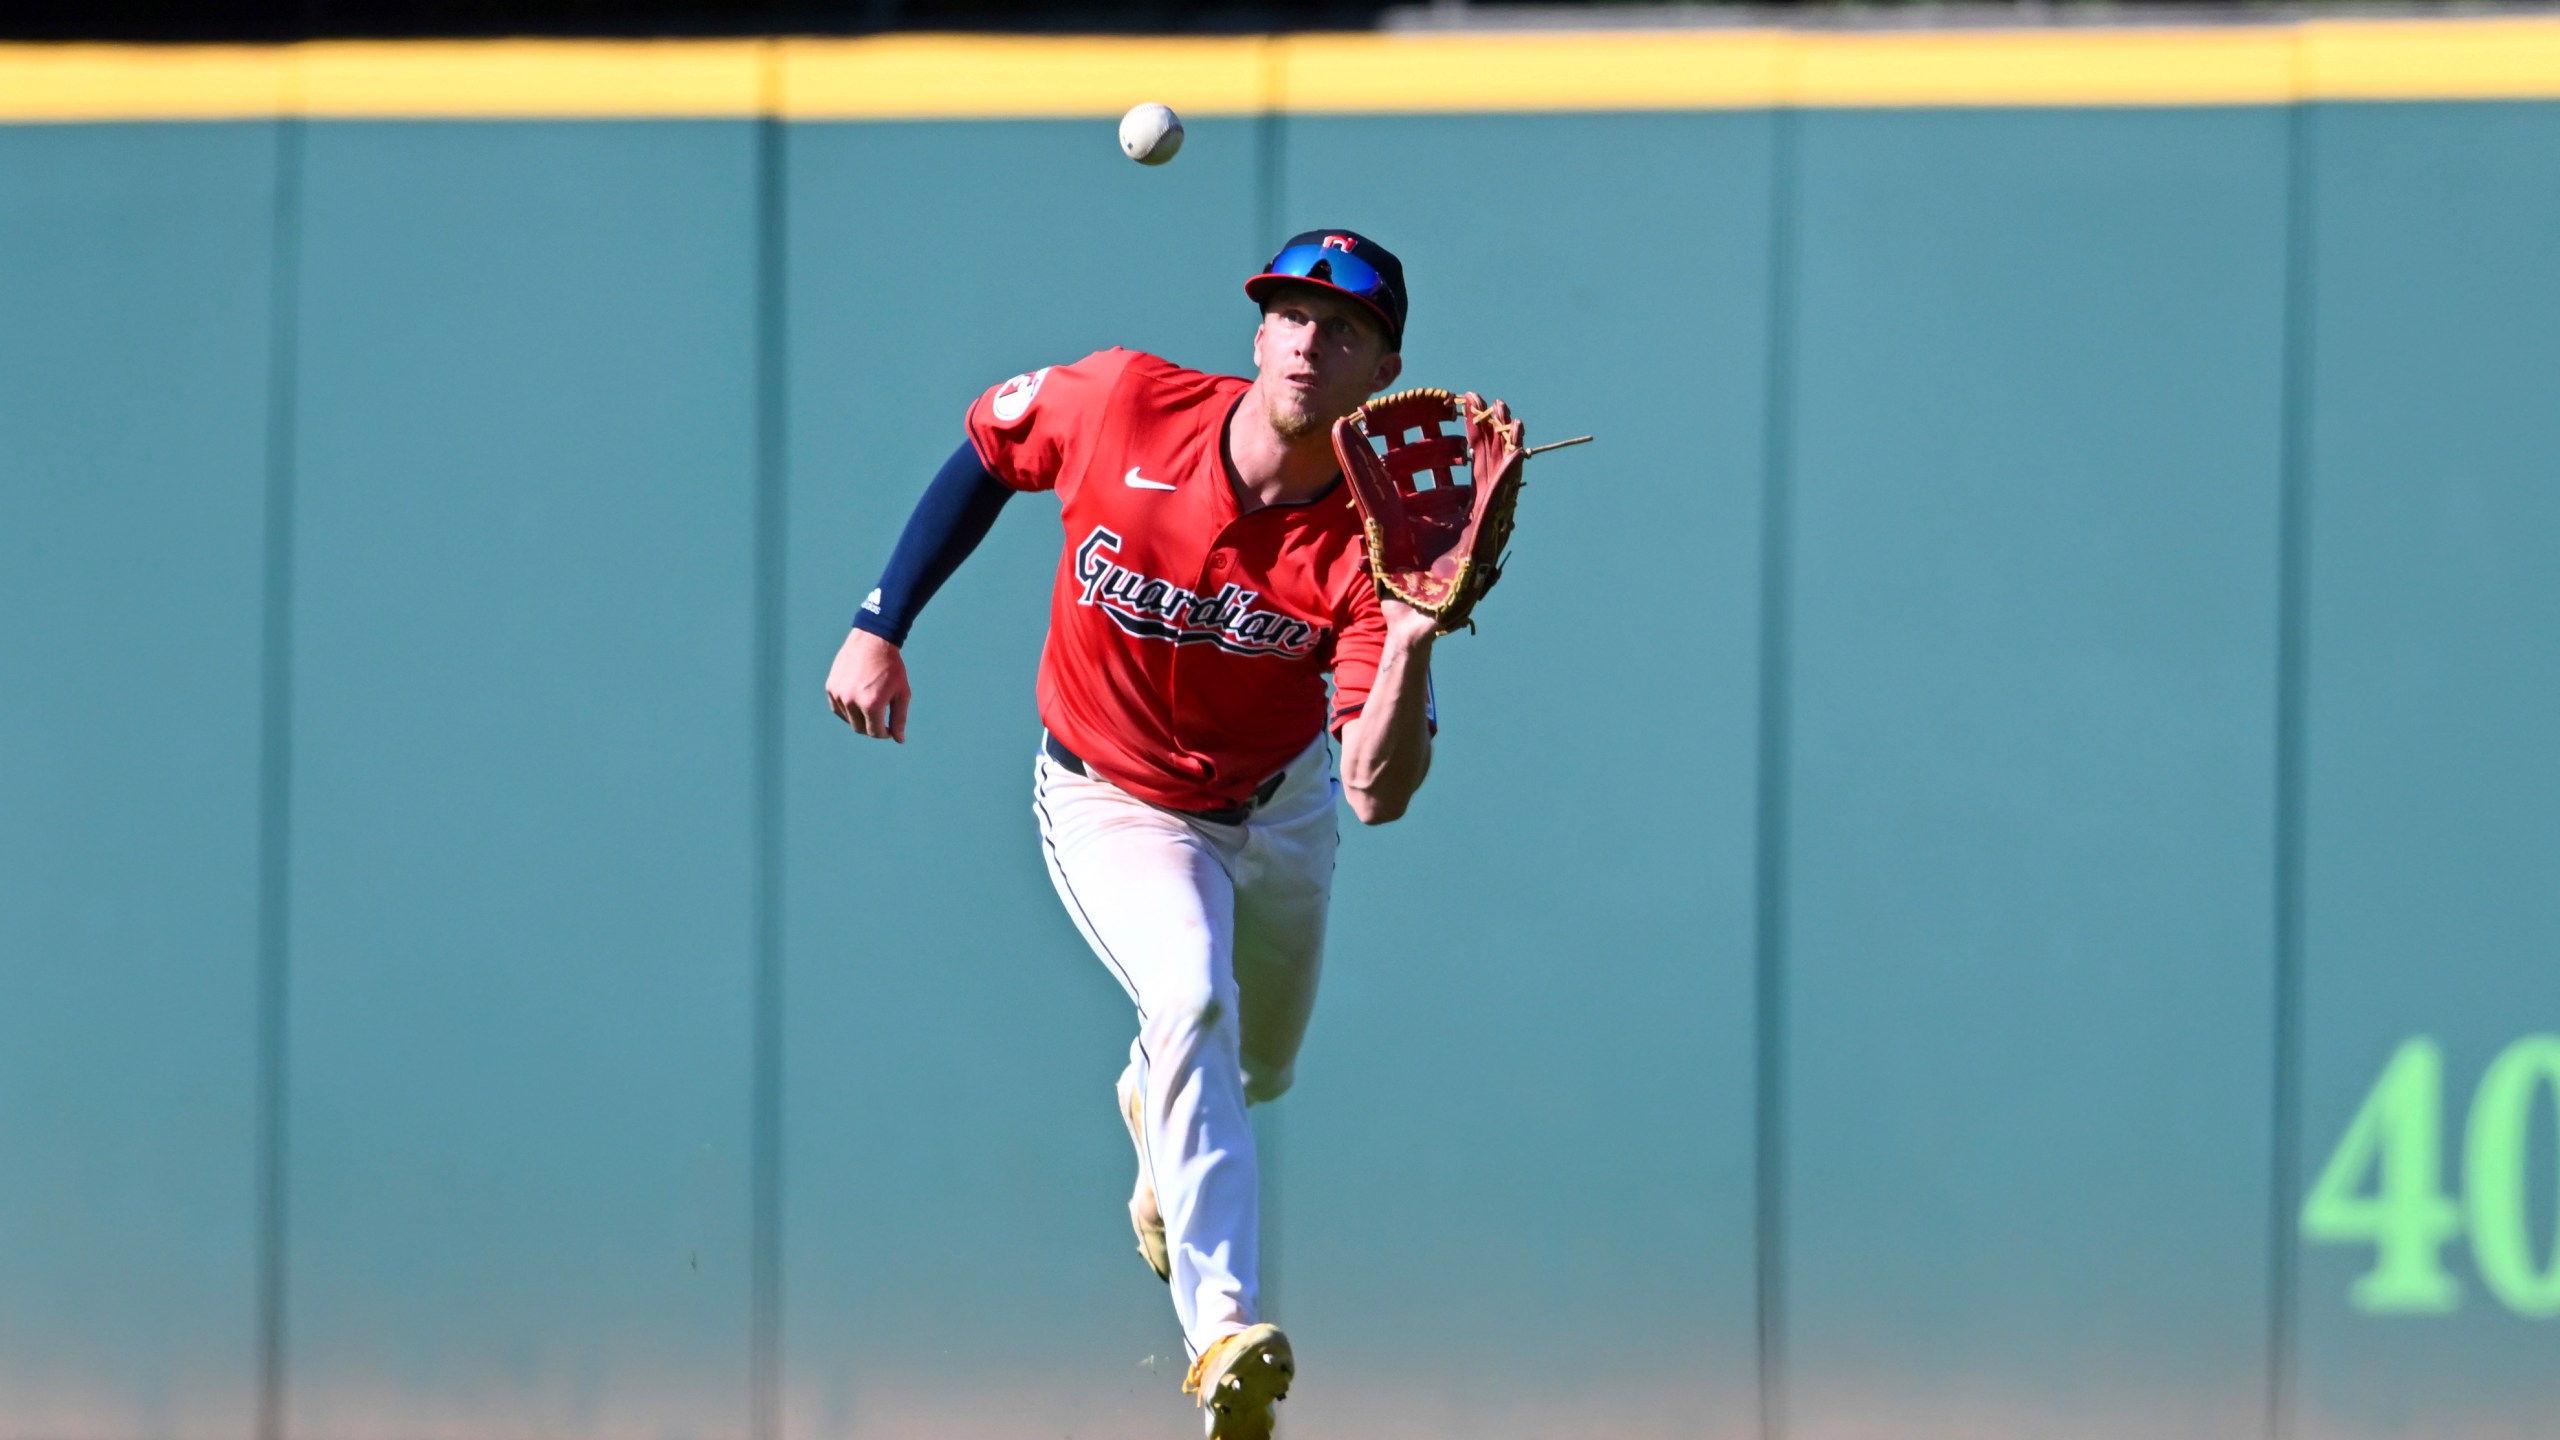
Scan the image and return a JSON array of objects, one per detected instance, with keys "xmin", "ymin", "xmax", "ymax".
[{"xmin": 966, "ymin": 348, "xmax": 1389, "ymax": 811}]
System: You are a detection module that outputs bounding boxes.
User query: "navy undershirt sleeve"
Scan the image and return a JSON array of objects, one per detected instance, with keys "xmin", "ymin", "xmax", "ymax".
[{"xmin": 850, "ymin": 438, "xmax": 1015, "ymax": 647}]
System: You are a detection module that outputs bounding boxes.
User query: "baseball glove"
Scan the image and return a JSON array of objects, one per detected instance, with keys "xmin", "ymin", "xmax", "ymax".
[{"xmin": 1331, "ymin": 388, "xmax": 1538, "ymax": 635}]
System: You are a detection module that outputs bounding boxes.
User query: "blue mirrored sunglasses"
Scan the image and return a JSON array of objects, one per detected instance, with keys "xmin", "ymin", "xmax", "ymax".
[{"xmin": 1259, "ymin": 244, "xmax": 1390, "ymax": 300}]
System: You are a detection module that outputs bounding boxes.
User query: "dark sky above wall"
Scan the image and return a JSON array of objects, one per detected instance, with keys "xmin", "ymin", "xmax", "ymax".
[
  {"xmin": 7, "ymin": 0, "xmax": 1380, "ymax": 41},
  {"xmin": 0, "ymin": 0, "xmax": 2328, "ymax": 44}
]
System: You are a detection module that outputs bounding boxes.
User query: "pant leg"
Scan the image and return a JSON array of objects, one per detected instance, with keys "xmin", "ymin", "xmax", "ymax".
[
  {"xmin": 1230, "ymin": 737, "xmax": 1341, "ymax": 1107},
  {"xmin": 1033, "ymin": 750, "xmax": 1260, "ymax": 1355}
]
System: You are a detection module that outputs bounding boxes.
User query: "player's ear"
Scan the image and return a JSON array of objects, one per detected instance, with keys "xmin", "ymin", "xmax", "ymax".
[{"xmin": 1370, "ymin": 350, "xmax": 1403, "ymax": 394}]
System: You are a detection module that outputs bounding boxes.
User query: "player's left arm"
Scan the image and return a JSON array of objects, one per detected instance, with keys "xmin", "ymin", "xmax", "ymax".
[{"xmin": 1336, "ymin": 599, "xmax": 1438, "ymax": 825}]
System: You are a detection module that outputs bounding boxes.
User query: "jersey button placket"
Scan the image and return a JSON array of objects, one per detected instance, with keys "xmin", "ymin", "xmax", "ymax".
[
  {"xmin": 1169, "ymin": 546, "xmax": 1239, "ymax": 782},
  {"xmin": 1196, "ymin": 546, "xmax": 1240, "ymax": 645}
]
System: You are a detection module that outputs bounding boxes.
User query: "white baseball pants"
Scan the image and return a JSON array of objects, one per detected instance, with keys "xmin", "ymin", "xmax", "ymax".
[{"xmin": 1032, "ymin": 732, "xmax": 1338, "ymax": 1358}]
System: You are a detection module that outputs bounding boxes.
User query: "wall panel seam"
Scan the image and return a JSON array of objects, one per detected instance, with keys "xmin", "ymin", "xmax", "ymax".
[
  {"xmin": 253, "ymin": 114, "xmax": 305, "ymax": 1440},
  {"xmin": 1751, "ymin": 105, "xmax": 1799, "ymax": 1440},
  {"xmin": 750, "ymin": 101, "xmax": 790, "ymax": 1440},
  {"xmin": 2265, "ymin": 97, "xmax": 2319, "ymax": 1440}
]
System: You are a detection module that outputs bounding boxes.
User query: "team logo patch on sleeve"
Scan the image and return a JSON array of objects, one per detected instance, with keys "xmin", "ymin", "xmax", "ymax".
[
  {"xmin": 990, "ymin": 367, "xmax": 1051, "ymax": 423},
  {"xmin": 1074, "ymin": 527, "xmax": 1322, "ymax": 659}
]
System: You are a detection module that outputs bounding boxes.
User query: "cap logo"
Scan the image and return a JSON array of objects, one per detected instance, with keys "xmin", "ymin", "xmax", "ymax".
[{"xmin": 1321, "ymin": 234, "xmax": 1357, "ymax": 252}]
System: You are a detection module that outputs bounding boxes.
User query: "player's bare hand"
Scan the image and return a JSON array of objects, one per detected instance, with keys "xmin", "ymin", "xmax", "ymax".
[
  {"xmin": 1380, "ymin": 596, "xmax": 1441, "ymax": 650},
  {"xmin": 826, "ymin": 628, "xmax": 911, "ymax": 743}
]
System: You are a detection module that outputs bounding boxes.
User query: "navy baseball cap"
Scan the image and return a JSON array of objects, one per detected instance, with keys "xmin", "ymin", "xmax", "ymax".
[{"xmin": 1245, "ymin": 229, "xmax": 1408, "ymax": 349}]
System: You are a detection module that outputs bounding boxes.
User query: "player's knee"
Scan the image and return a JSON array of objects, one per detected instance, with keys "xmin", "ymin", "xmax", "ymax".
[{"xmin": 1145, "ymin": 982, "xmax": 1231, "ymax": 1043}]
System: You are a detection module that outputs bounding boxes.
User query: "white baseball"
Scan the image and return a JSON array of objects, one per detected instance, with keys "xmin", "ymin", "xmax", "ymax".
[{"xmin": 1119, "ymin": 102, "xmax": 1184, "ymax": 166}]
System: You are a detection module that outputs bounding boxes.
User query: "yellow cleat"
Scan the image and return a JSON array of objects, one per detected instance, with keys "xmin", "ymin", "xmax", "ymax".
[{"xmin": 1183, "ymin": 1323, "xmax": 1294, "ymax": 1440}]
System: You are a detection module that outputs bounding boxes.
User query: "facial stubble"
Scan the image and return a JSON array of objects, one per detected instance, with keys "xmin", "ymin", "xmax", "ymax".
[{"xmin": 1263, "ymin": 386, "xmax": 1330, "ymax": 443}]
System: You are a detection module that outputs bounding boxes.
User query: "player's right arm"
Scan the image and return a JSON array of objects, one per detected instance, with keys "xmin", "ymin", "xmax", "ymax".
[
  {"xmin": 828, "ymin": 353, "xmax": 1125, "ymax": 742},
  {"xmin": 827, "ymin": 439, "xmax": 1015, "ymax": 742}
]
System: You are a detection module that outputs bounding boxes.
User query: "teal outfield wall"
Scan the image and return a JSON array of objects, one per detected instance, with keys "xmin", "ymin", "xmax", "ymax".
[{"xmin": 5, "ymin": 104, "xmax": 2557, "ymax": 1440}]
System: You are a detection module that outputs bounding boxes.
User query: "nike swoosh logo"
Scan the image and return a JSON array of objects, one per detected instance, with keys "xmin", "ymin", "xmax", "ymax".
[{"xmin": 1124, "ymin": 466, "xmax": 1177, "ymax": 491}]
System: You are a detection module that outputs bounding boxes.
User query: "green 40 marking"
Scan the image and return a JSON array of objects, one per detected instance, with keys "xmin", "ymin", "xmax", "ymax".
[{"xmin": 2301, "ymin": 1033, "xmax": 2560, "ymax": 1318}]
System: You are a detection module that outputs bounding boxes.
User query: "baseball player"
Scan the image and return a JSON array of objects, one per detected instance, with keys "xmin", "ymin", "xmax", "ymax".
[{"xmin": 824, "ymin": 230, "xmax": 1435, "ymax": 1439}]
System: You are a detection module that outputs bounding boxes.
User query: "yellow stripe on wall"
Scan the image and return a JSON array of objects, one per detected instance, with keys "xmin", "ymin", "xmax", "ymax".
[
  {"xmin": 782, "ymin": 36, "xmax": 1271, "ymax": 118},
  {"xmin": 294, "ymin": 40, "xmax": 768, "ymax": 117},
  {"xmin": 2, "ymin": 19, "xmax": 2559, "ymax": 123},
  {"xmin": 0, "ymin": 45, "xmax": 289, "ymax": 120},
  {"xmin": 2304, "ymin": 16, "xmax": 2560, "ymax": 99},
  {"xmin": 1784, "ymin": 28, "xmax": 2302, "ymax": 108},
  {"xmin": 1276, "ymin": 31, "xmax": 1791, "ymax": 112}
]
